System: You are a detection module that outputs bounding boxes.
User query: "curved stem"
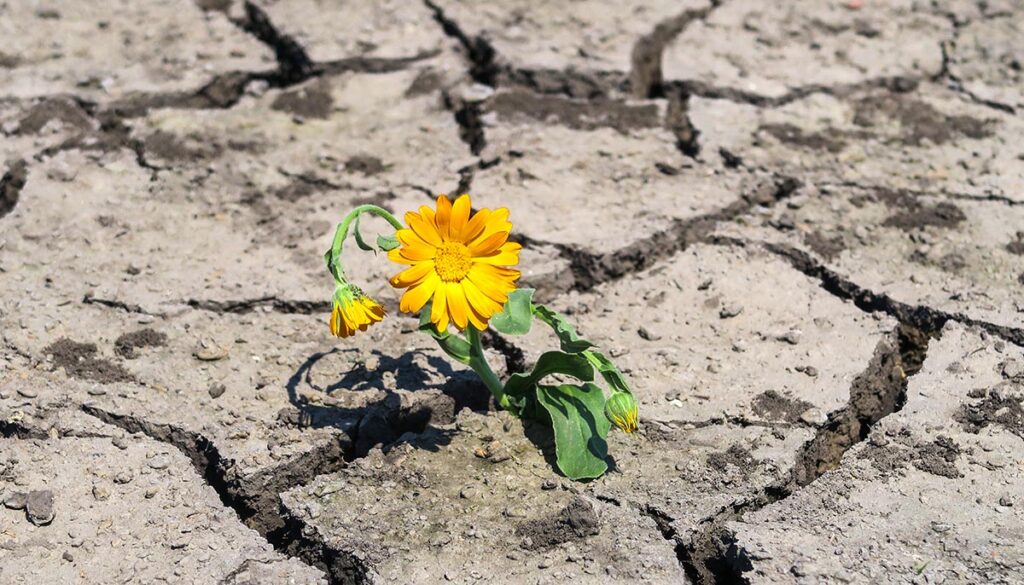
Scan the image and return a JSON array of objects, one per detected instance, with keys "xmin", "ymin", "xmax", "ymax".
[
  {"xmin": 466, "ymin": 327, "xmax": 515, "ymax": 414},
  {"xmin": 327, "ymin": 204, "xmax": 404, "ymax": 281}
]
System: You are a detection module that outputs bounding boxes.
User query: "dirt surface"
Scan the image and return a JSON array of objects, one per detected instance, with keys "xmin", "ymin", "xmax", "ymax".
[{"xmin": 1, "ymin": 1, "xmax": 1023, "ymax": 584}]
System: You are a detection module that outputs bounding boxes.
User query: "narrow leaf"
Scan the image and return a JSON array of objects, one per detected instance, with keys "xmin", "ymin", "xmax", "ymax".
[
  {"xmin": 536, "ymin": 383, "xmax": 610, "ymax": 480},
  {"xmin": 490, "ymin": 288, "xmax": 534, "ymax": 335},
  {"xmin": 585, "ymin": 350, "xmax": 631, "ymax": 394},
  {"xmin": 504, "ymin": 351, "xmax": 594, "ymax": 399},
  {"xmin": 353, "ymin": 215, "xmax": 375, "ymax": 252},
  {"xmin": 377, "ymin": 234, "xmax": 400, "ymax": 251},
  {"xmin": 533, "ymin": 305, "xmax": 593, "ymax": 353}
]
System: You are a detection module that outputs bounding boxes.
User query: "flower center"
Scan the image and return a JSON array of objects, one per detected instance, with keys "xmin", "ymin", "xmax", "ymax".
[{"xmin": 434, "ymin": 242, "xmax": 472, "ymax": 282}]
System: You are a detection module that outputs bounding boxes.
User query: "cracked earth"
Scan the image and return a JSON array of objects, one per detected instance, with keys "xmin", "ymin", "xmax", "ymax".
[{"xmin": 1, "ymin": 1, "xmax": 1022, "ymax": 583}]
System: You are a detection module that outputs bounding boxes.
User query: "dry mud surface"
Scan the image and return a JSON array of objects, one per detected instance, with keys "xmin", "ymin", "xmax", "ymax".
[{"xmin": 1, "ymin": 1, "xmax": 1023, "ymax": 584}]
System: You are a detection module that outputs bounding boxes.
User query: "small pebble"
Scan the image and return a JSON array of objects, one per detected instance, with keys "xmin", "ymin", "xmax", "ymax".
[
  {"xmin": 208, "ymin": 383, "xmax": 227, "ymax": 399},
  {"xmin": 719, "ymin": 304, "xmax": 743, "ymax": 319},
  {"xmin": 799, "ymin": 407, "xmax": 827, "ymax": 426}
]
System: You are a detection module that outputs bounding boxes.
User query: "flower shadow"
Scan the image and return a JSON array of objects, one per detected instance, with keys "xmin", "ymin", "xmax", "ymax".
[{"xmin": 284, "ymin": 347, "xmax": 491, "ymax": 457}]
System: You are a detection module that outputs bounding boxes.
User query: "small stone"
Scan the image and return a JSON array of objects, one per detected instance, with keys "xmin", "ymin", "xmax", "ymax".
[
  {"xmin": 148, "ymin": 455, "xmax": 172, "ymax": 470},
  {"xmin": 930, "ymin": 521, "xmax": 951, "ymax": 533},
  {"xmin": 540, "ymin": 479, "xmax": 558, "ymax": 491},
  {"xmin": 799, "ymin": 408, "xmax": 828, "ymax": 426},
  {"xmin": 796, "ymin": 365, "xmax": 819, "ymax": 377},
  {"xmin": 194, "ymin": 343, "xmax": 229, "ymax": 361},
  {"xmin": 778, "ymin": 330, "xmax": 802, "ymax": 345},
  {"xmin": 111, "ymin": 436, "xmax": 130, "ymax": 450},
  {"xmin": 4, "ymin": 491, "xmax": 27, "ymax": 510},
  {"xmin": 637, "ymin": 326, "xmax": 662, "ymax": 341},
  {"xmin": 26, "ymin": 490, "xmax": 55, "ymax": 526},
  {"xmin": 62, "ymin": 551, "xmax": 74, "ymax": 562},
  {"xmin": 92, "ymin": 484, "xmax": 110, "ymax": 501},
  {"xmin": 1001, "ymin": 359, "xmax": 1023, "ymax": 379},
  {"xmin": 208, "ymin": 383, "xmax": 227, "ymax": 399},
  {"xmin": 999, "ymin": 495, "xmax": 1014, "ymax": 507},
  {"xmin": 114, "ymin": 470, "xmax": 134, "ymax": 484},
  {"xmin": 868, "ymin": 433, "xmax": 889, "ymax": 447},
  {"xmin": 460, "ymin": 83, "xmax": 495, "ymax": 103},
  {"xmin": 719, "ymin": 304, "xmax": 743, "ymax": 319},
  {"xmin": 16, "ymin": 388, "xmax": 37, "ymax": 398}
]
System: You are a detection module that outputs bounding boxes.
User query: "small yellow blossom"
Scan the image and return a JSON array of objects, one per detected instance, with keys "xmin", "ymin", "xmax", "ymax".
[{"xmin": 329, "ymin": 285, "xmax": 385, "ymax": 338}]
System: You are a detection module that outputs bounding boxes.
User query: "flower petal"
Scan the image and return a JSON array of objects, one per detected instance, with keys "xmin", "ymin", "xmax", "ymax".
[
  {"xmin": 406, "ymin": 211, "xmax": 443, "ymax": 247},
  {"xmin": 474, "ymin": 241, "xmax": 522, "ymax": 266},
  {"xmin": 395, "ymin": 228, "xmax": 434, "ymax": 250},
  {"xmin": 468, "ymin": 266, "xmax": 524, "ymax": 301},
  {"xmin": 431, "ymin": 281, "xmax": 449, "ymax": 332},
  {"xmin": 450, "ymin": 195, "xmax": 471, "ymax": 241},
  {"xmin": 468, "ymin": 207, "xmax": 511, "ymax": 248},
  {"xmin": 418, "ymin": 205, "xmax": 438, "ymax": 232},
  {"xmin": 466, "ymin": 302, "xmax": 488, "ymax": 330},
  {"xmin": 435, "ymin": 195, "xmax": 453, "ymax": 241},
  {"xmin": 400, "ymin": 274, "xmax": 439, "ymax": 313},
  {"xmin": 389, "ymin": 261, "xmax": 435, "ymax": 288},
  {"xmin": 445, "ymin": 281, "xmax": 470, "ymax": 330},
  {"xmin": 462, "ymin": 279, "xmax": 504, "ymax": 318},
  {"xmin": 461, "ymin": 208, "xmax": 491, "ymax": 244},
  {"xmin": 467, "ymin": 230, "xmax": 508, "ymax": 256}
]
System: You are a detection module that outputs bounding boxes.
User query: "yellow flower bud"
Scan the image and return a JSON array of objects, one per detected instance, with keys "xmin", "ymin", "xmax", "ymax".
[{"xmin": 605, "ymin": 392, "xmax": 638, "ymax": 433}]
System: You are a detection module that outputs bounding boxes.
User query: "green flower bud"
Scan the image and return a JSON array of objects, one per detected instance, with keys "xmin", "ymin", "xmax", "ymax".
[{"xmin": 605, "ymin": 392, "xmax": 638, "ymax": 433}]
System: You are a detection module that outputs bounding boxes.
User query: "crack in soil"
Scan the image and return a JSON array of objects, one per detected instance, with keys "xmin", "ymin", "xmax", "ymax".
[
  {"xmin": 233, "ymin": 0, "xmax": 315, "ymax": 85},
  {"xmin": 630, "ymin": 2, "xmax": 721, "ymax": 99},
  {"xmin": 423, "ymin": 0, "xmax": 498, "ymax": 86},
  {"xmin": 730, "ymin": 239, "xmax": 1024, "ymax": 348},
  {"xmin": 0, "ymin": 159, "xmax": 28, "ymax": 219},
  {"xmin": 668, "ymin": 74, "xmax": 921, "ymax": 109},
  {"xmin": 79, "ymin": 404, "xmax": 364, "ymax": 585},
  {"xmin": 525, "ymin": 174, "xmax": 801, "ymax": 293},
  {"xmin": 186, "ymin": 297, "xmax": 332, "ymax": 314},
  {"xmin": 676, "ymin": 323, "xmax": 931, "ymax": 583},
  {"xmin": 819, "ymin": 180, "xmax": 1024, "ymax": 209}
]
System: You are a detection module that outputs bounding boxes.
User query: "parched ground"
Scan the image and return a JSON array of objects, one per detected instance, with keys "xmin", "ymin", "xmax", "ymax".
[{"xmin": 1, "ymin": 1, "xmax": 1022, "ymax": 583}]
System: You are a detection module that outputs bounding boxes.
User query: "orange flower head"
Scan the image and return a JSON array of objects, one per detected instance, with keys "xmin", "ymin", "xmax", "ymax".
[{"xmin": 388, "ymin": 194, "xmax": 521, "ymax": 331}]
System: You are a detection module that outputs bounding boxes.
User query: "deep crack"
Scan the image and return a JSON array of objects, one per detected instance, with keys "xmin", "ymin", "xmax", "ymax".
[
  {"xmin": 737, "ymin": 239, "xmax": 1024, "ymax": 348},
  {"xmin": 677, "ymin": 323, "xmax": 931, "ymax": 583},
  {"xmin": 423, "ymin": 0, "xmax": 498, "ymax": 86},
  {"xmin": 0, "ymin": 159, "xmax": 28, "ymax": 219},
  {"xmin": 79, "ymin": 404, "xmax": 362, "ymax": 585},
  {"xmin": 630, "ymin": 2, "xmax": 720, "ymax": 99},
  {"xmin": 549, "ymin": 174, "xmax": 801, "ymax": 292}
]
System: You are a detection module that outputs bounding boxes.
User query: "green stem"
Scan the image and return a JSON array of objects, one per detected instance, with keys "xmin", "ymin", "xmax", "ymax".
[
  {"xmin": 466, "ymin": 327, "xmax": 515, "ymax": 414},
  {"xmin": 327, "ymin": 204, "xmax": 404, "ymax": 281}
]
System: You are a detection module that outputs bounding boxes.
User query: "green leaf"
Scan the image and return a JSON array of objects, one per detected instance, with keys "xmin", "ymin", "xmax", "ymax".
[
  {"xmin": 504, "ymin": 351, "xmax": 594, "ymax": 399},
  {"xmin": 490, "ymin": 288, "xmax": 534, "ymax": 335},
  {"xmin": 533, "ymin": 305, "xmax": 593, "ymax": 353},
  {"xmin": 585, "ymin": 350, "xmax": 631, "ymax": 394},
  {"xmin": 353, "ymin": 215, "xmax": 375, "ymax": 252},
  {"xmin": 536, "ymin": 382, "xmax": 610, "ymax": 480},
  {"xmin": 377, "ymin": 234, "xmax": 400, "ymax": 251}
]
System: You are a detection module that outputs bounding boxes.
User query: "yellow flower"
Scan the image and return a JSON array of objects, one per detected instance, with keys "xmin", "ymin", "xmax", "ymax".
[
  {"xmin": 388, "ymin": 194, "xmax": 521, "ymax": 331},
  {"xmin": 329, "ymin": 285, "xmax": 386, "ymax": 338},
  {"xmin": 605, "ymin": 392, "xmax": 639, "ymax": 433}
]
